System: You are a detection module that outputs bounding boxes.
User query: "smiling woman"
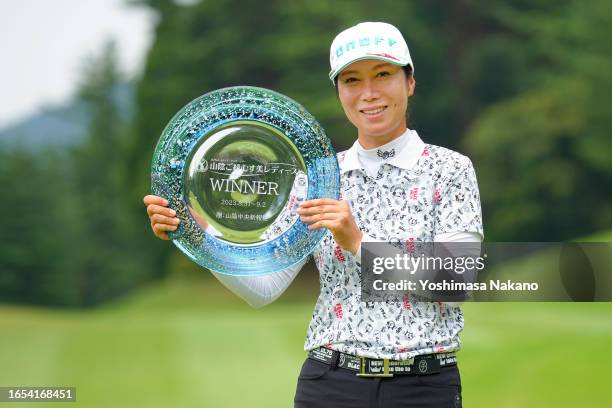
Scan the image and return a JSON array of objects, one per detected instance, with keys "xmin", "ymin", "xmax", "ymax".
[
  {"xmin": 144, "ymin": 21, "xmax": 484, "ymax": 408},
  {"xmin": 336, "ymin": 60, "xmax": 415, "ymax": 149}
]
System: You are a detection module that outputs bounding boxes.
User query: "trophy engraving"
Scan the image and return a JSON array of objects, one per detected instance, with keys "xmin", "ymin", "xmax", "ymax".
[{"xmin": 184, "ymin": 120, "xmax": 307, "ymax": 244}]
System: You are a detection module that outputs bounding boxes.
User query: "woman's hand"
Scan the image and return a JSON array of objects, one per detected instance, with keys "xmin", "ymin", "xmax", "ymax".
[
  {"xmin": 143, "ymin": 195, "xmax": 180, "ymax": 240},
  {"xmin": 297, "ymin": 198, "xmax": 363, "ymax": 255}
]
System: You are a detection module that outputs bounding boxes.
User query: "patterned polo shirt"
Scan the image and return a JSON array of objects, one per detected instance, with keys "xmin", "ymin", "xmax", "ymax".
[{"xmin": 304, "ymin": 129, "xmax": 484, "ymax": 360}]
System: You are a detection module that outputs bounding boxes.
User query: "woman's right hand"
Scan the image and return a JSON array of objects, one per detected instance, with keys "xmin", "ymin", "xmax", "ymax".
[{"xmin": 143, "ymin": 195, "xmax": 180, "ymax": 240}]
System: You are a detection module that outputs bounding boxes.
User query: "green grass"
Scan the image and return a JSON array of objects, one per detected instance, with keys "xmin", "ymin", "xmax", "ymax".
[
  {"xmin": 2, "ymin": 229, "xmax": 612, "ymax": 407},
  {"xmin": 0, "ymin": 277, "xmax": 313, "ymax": 408},
  {"xmin": 1, "ymin": 277, "xmax": 612, "ymax": 407},
  {"xmin": 460, "ymin": 302, "xmax": 612, "ymax": 407}
]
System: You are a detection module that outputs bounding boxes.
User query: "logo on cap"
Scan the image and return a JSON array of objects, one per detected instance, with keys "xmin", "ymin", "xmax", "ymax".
[{"xmin": 335, "ymin": 37, "xmax": 399, "ymax": 59}]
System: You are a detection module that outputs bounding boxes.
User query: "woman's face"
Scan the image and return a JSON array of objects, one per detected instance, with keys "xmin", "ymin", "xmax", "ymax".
[{"xmin": 336, "ymin": 59, "xmax": 415, "ymax": 148}]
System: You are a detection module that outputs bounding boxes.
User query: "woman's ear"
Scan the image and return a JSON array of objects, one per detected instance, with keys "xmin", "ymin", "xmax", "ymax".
[{"xmin": 407, "ymin": 75, "xmax": 416, "ymax": 97}]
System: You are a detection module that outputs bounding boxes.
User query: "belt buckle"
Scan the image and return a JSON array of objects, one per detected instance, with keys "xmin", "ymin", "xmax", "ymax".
[{"xmin": 356, "ymin": 357, "xmax": 394, "ymax": 378}]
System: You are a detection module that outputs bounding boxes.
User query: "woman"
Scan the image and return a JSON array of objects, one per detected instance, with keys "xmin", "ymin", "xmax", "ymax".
[{"xmin": 144, "ymin": 22, "xmax": 483, "ymax": 408}]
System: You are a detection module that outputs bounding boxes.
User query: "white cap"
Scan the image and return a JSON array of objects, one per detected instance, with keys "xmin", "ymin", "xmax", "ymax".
[{"xmin": 328, "ymin": 22, "xmax": 413, "ymax": 84}]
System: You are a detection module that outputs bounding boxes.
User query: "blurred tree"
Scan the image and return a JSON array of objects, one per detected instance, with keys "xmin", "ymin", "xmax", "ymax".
[
  {"xmin": 1, "ymin": 41, "xmax": 156, "ymax": 307},
  {"xmin": 0, "ymin": 149, "xmax": 81, "ymax": 305},
  {"xmin": 464, "ymin": 0, "xmax": 612, "ymax": 240},
  {"xmin": 68, "ymin": 40, "xmax": 153, "ymax": 305}
]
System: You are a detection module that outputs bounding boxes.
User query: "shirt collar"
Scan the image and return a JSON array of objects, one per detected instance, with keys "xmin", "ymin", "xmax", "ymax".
[{"xmin": 338, "ymin": 129, "xmax": 426, "ymax": 174}]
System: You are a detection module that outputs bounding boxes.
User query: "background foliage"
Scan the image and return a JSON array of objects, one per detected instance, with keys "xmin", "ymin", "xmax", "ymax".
[{"xmin": 1, "ymin": 0, "xmax": 611, "ymax": 304}]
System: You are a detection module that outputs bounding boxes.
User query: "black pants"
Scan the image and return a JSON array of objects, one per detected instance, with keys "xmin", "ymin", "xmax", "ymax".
[{"xmin": 294, "ymin": 357, "xmax": 462, "ymax": 408}]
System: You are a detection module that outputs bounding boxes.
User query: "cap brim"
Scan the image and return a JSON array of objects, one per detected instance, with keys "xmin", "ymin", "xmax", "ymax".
[{"xmin": 329, "ymin": 56, "xmax": 411, "ymax": 84}]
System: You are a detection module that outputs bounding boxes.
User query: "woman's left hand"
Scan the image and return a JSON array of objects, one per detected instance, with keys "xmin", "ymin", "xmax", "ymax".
[{"xmin": 297, "ymin": 198, "xmax": 363, "ymax": 255}]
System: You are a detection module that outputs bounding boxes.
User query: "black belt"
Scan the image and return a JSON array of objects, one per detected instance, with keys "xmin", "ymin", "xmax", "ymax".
[{"xmin": 308, "ymin": 346, "xmax": 456, "ymax": 378}]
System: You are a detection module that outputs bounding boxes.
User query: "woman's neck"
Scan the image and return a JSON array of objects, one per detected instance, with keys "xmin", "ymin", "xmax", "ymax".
[{"xmin": 357, "ymin": 126, "xmax": 409, "ymax": 149}]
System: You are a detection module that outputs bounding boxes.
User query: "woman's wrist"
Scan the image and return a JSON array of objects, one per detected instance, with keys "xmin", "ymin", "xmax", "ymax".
[{"xmin": 348, "ymin": 230, "xmax": 364, "ymax": 255}]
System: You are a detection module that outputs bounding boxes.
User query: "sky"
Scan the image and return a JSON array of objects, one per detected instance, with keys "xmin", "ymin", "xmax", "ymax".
[{"xmin": 0, "ymin": 0, "xmax": 157, "ymax": 128}]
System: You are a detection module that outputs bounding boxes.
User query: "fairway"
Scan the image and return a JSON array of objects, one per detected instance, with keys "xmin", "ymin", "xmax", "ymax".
[{"xmin": 1, "ymin": 276, "xmax": 611, "ymax": 407}]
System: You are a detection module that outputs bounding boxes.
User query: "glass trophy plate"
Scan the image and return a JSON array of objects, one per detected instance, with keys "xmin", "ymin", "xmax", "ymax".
[{"xmin": 151, "ymin": 86, "xmax": 340, "ymax": 276}]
